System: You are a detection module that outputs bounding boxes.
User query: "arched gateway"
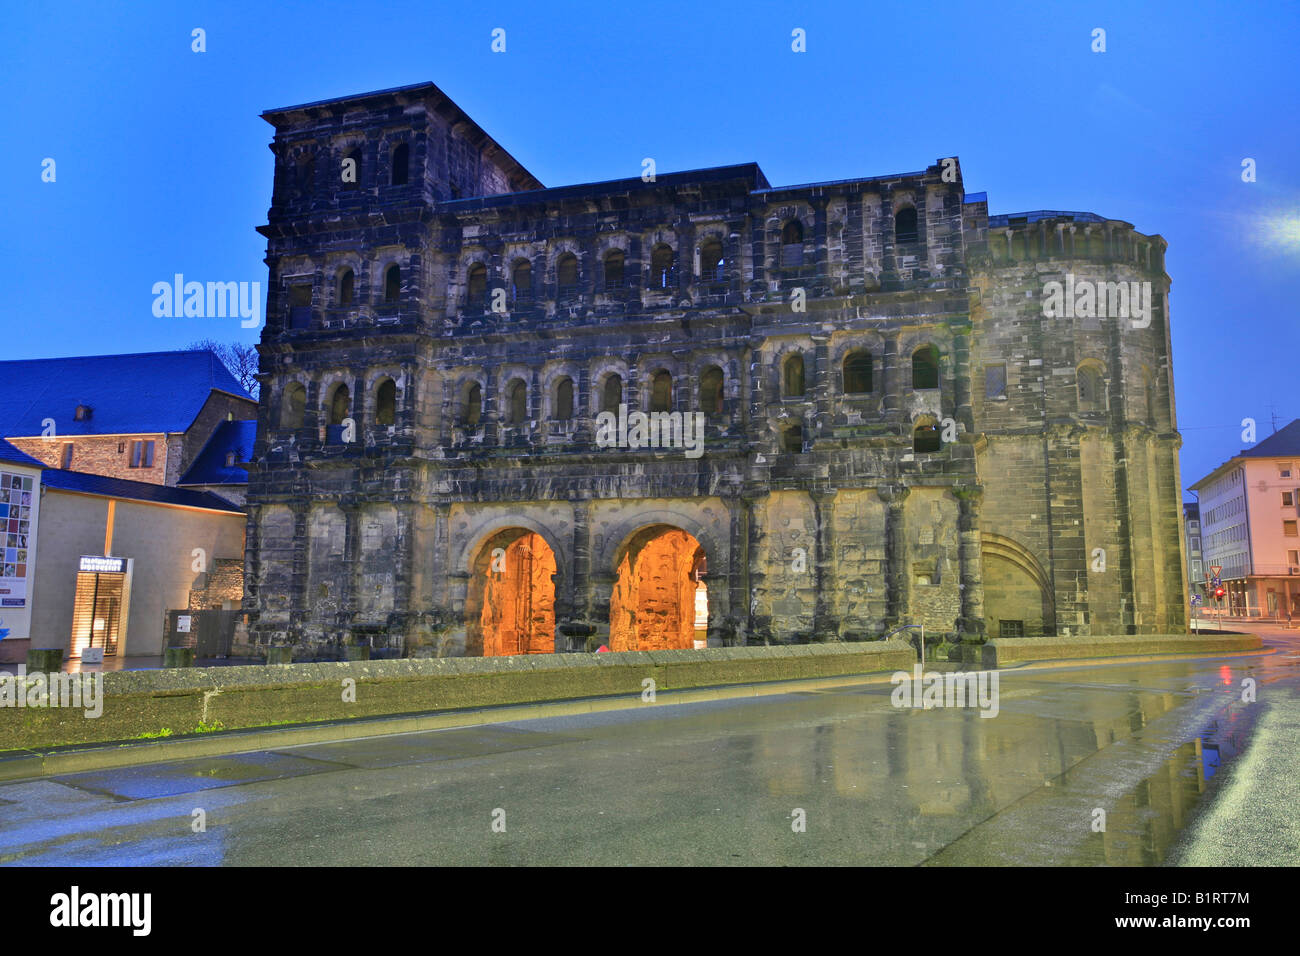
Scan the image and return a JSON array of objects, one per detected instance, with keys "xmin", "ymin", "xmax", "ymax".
[
  {"xmin": 609, "ymin": 525, "xmax": 708, "ymax": 651},
  {"xmin": 465, "ymin": 528, "xmax": 558, "ymax": 656}
]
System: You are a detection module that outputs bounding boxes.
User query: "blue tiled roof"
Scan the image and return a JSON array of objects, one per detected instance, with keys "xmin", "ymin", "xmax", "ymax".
[
  {"xmin": 0, "ymin": 439, "xmax": 44, "ymax": 469},
  {"xmin": 40, "ymin": 469, "xmax": 244, "ymax": 513},
  {"xmin": 1241, "ymin": 419, "xmax": 1300, "ymax": 458},
  {"xmin": 0, "ymin": 350, "xmax": 254, "ymax": 438},
  {"xmin": 180, "ymin": 420, "xmax": 256, "ymax": 486}
]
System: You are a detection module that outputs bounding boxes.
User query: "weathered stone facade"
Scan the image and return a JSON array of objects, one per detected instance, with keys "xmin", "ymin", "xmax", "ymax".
[{"xmin": 244, "ymin": 82, "xmax": 1186, "ymax": 655}]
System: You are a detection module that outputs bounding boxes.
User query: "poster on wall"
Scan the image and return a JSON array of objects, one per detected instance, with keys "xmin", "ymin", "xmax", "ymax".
[{"xmin": 0, "ymin": 471, "xmax": 34, "ymax": 609}]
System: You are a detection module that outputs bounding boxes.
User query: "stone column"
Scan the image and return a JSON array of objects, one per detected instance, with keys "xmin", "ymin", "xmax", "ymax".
[
  {"xmin": 744, "ymin": 492, "xmax": 769, "ymax": 644},
  {"xmin": 393, "ymin": 500, "xmax": 417, "ymax": 643},
  {"xmin": 288, "ymin": 501, "xmax": 310, "ymax": 640},
  {"xmin": 877, "ymin": 485, "xmax": 910, "ymax": 627},
  {"xmin": 565, "ymin": 499, "xmax": 594, "ymax": 652},
  {"xmin": 339, "ymin": 499, "xmax": 362, "ymax": 632},
  {"xmin": 725, "ymin": 496, "xmax": 748, "ymax": 646},
  {"xmin": 954, "ymin": 486, "xmax": 985, "ymax": 637},
  {"xmin": 812, "ymin": 489, "xmax": 838, "ymax": 641}
]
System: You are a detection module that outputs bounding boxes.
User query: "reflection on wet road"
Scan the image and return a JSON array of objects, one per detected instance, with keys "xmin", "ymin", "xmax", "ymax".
[{"xmin": 2, "ymin": 627, "xmax": 1297, "ymax": 866}]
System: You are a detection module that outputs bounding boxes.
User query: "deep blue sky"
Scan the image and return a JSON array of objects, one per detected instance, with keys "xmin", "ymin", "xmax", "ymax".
[{"xmin": 4, "ymin": 0, "xmax": 1296, "ymax": 494}]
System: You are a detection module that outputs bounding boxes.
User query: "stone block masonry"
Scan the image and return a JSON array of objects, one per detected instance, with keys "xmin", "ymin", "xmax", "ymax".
[{"xmin": 241, "ymin": 82, "xmax": 1185, "ymax": 657}]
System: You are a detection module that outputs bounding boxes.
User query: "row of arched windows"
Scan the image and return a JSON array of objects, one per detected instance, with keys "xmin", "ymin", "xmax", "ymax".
[
  {"xmin": 278, "ymin": 378, "xmax": 398, "ymax": 430},
  {"xmin": 778, "ymin": 345, "xmax": 939, "ymax": 398},
  {"xmin": 291, "ymin": 142, "xmax": 411, "ymax": 196}
]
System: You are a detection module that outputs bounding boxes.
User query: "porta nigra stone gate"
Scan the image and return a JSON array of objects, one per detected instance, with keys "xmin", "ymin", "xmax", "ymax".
[{"xmin": 243, "ymin": 82, "xmax": 1188, "ymax": 656}]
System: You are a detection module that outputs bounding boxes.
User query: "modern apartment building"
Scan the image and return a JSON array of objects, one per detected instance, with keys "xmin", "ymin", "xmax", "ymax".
[{"xmin": 1190, "ymin": 419, "xmax": 1300, "ymax": 618}]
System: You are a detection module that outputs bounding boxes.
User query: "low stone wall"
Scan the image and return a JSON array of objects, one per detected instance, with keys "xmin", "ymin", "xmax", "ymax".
[
  {"xmin": 981, "ymin": 632, "xmax": 1262, "ymax": 667},
  {"xmin": 0, "ymin": 641, "xmax": 915, "ymax": 752}
]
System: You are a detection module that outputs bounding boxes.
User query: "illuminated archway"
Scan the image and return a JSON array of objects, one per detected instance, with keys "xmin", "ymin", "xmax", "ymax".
[
  {"xmin": 609, "ymin": 525, "xmax": 707, "ymax": 651},
  {"xmin": 466, "ymin": 529, "xmax": 557, "ymax": 656}
]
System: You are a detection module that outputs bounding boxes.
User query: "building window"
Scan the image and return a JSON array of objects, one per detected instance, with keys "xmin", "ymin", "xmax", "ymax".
[
  {"xmin": 129, "ymin": 440, "xmax": 155, "ymax": 468},
  {"xmin": 601, "ymin": 374, "xmax": 623, "ymax": 413},
  {"xmin": 699, "ymin": 240, "xmax": 725, "ymax": 284},
  {"xmin": 1191, "ymin": 560, "xmax": 1202, "ymax": 577},
  {"xmin": 985, "ymin": 363, "xmax": 1006, "ymax": 400},
  {"xmin": 781, "ymin": 221, "xmax": 804, "ymax": 267},
  {"xmin": 375, "ymin": 379, "xmax": 397, "ymax": 426},
  {"xmin": 1288, "ymin": 550, "xmax": 1299, "ymax": 566},
  {"xmin": 1285, "ymin": 520, "xmax": 1298, "ymax": 537},
  {"xmin": 383, "ymin": 264, "xmax": 401, "ymax": 304},
  {"xmin": 912, "ymin": 345, "xmax": 939, "ymax": 390},
  {"xmin": 1190, "ymin": 536, "xmax": 1200, "ymax": 552},
  {"xmin": 507, "ymin": 380, "xmax": 527, "ymax": 424},
  {"xmin": 650, "ymin": 244, "xmax": 674, "ymax": 290},
  {"xmin": 1189, "ymin": 520, "xmax": 1199, "ymax": 533},
  {"xmin": 554, "ymin": 377, "xmax": 574, "ymax": 420},
  {"xmin": 783, "ymin": 353, "xmax": 806, "ymax": 398},
  {"xmin": 782, "ymin": 424, "xmax": 803, "ymax": 454},
  {"xmin": 463, "ymin": 383, "xmax": 482, "ymax": 427},
  {"xmin": 338, "ymin": 269, "xmax": 355, "ymax": 306},
  {"xmin": 282, "ymin": 382, "xmax": 306, "ymax": 429},
  {"xmin": 288, "ymin": 283, "xmax": 313, "ymax": 329},
  {"xmin": 913, "ymin": 421, "xmax": 941, "ymax": 453},
  {"xmin": 1284, "ymin": 492, "xmax": 1294, "ymax": 507},
  {"xmin": 328, "ymin": 384, "xmax": 350, "ymax": 426},
  {"xmin": 603, "ymin": 250, "xmax": 625, "ymax": 289},
  {"xmin": 557, "ymin": 254, "xmax": 579, "ymax": 296},
  {"xmin": 117, "ymin": 442, "xmax": 125, "ymax": 454},
  {"xmin": 467, "ymin": 263, "xmax": 487, "ymax": 306},
  {"xmin": 512, "ymin": 261, "xmax": 532, "ymax": 301},
  {"xmin": 650, "ymin": 371, "xmax": 673, "ymax": 413},
  {"xmin": 999, "ymin": 620, "xmax": 1025, "ymax": 638},
  {"xmin": 843, "ymin": 350, "xmax": 873, "ymax": 394},
  {"xmin": 895, "ymin": 207, "xmax": 918, "ymax": 244},
  {"xmin": 390, "ymin": 143, "xmax": 409, "ymax": 186},
  {"xmin": 700, "ymin": 366, "xmax": 724, "ymax": 415},
  {"xmin": 1282, "ymin": 467, "xmax": 1293, "ymax": 479},
  {"xmin": 60, "ymin": 442, "xmax": 73, "ymax": 469},
  {"xmin": 1077, "ymin": 365, "xmax": 1104, "ymax": 411}
]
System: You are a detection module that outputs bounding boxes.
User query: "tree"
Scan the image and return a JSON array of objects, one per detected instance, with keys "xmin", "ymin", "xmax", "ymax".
[{"xmin": 187, "ymin": 340, "xmax": 260, "ymax": 399}]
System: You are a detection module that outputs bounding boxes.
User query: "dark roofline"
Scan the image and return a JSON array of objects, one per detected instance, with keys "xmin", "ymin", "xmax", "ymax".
[
  {"xmin": 261, "ymin": 81, "xmax": 543, "ymax": 191},
  {"xmin": 440, "ymin": 163, "xmax": 771, "ymax": 213},
  {"xmin": 40, "ymin": 469, "xmax": 245, "ymax": 514}
]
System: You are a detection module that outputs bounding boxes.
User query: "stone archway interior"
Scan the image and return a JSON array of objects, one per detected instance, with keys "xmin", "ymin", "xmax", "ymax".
[
  {"xmin": 609, "ymin": 526, "xmax": 706, "ymax": 651},
  {"xmin": 476, "ymin": 530, "xmax": 557, "ymax": 656}
]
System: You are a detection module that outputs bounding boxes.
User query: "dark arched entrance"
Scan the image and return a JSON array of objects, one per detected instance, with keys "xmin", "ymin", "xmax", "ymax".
[
  {"xmin": 466, "ymin": 529, "xmax": 557, "ymax": 656},
  {"xmin": 609, "ymin": 525, "xmax": 707, "ymax": 651}
]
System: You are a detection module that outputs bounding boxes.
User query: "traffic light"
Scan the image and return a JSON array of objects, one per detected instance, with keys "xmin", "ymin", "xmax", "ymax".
[{"xmin": 1214, "ymin": 587, "xmax": 1226, "ymax": 600}]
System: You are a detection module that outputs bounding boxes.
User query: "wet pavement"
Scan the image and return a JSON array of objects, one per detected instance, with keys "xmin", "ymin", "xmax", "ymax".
[{"xmin": 1, "ymin": 626, "xmax": 1297, "ymax": 866}]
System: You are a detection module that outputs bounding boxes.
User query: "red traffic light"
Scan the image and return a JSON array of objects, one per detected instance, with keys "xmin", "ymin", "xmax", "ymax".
[{"xmin": 1214, "ymin": 587, "xmax": 1226, "ymax": 599}]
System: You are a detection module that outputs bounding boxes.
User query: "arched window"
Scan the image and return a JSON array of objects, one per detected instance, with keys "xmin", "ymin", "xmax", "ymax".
[
  {"xmin": 384, "ymin": 264, "xmax": 401, "ymax": 304},
  {"xmin": 700, "ymin": 239, "xmax": 724, "ymax": 283},
  {"xmin": 507, "ymin": 380, "xmax": 528, "ymax": 424},
  {"xmin": 781, "ymin": 221, "xmax": 804, "ymax": 267},
  {"xmin": 390, "ymin": 143, "xmax": 409, "ymax": 186},
  {"xmin": 650, "ymin": 370, "xmax": 673, "ymax": 412},
  {"xmin": 783, "ymin": 353, "xmax": 806, "ymax": 398},
  {"xmin": 700, "ymin": 366, "xmax": 724, "ymax": 414},
  {"xmin": 603, "ymin": 250, "xmax": 625, "ymax": 289},
  {"xmin": 557, "ymin": 254, "xmax": 579, "ymax": 295},
  {"xmin": 375, "ymin": 379, "xmax": 396, "ymax": 426},
  {"xmin": 281, "ymin": 382, "xmax": 306, "ymax": 429},
  {"xmin": 912, "ymin": 345, "xmax": 939, "ymax": 389},
  {"xmin": 601, "ymin": 373, "xmax": 623, "ymax": 413},
  {"xmin": 463, "ymin": 383, "xmax": 482, "ymax": 426},
  {"xmin": 344, "ymin": 148, "xmax": 362, "ymax": 189},
  {"xmin": 844, "ymin": 350, "xmax": 873, "ymax": 393},
  {"xmin": 328, "ymin": 383, "xmax": 350, "ymax": 426},
  {"xmin": 650, "ymin": 244, "xmax": 674, "ymax": 290},
  {"xmin": 782, "ymin": 424, "xmax": 804, "ymax": 454},
  {"xmin": 512, "ymin": 260, "xmax": 531, "ymax": 301},
  {"xmin": 467, "ymin": 263, "xmax": 487, "ymax": 305},
  {"xmin": 1077, "ymin": 365, "xmax": 1104, "ymax": 412},
  {"xmin": 913, "ymin": 420, "xmax": 941, "ymax": 453},
  {"xmin": 895, "ymin": 207, "xmax": 918, "ymax": 244},
  {"xmin": 554, "ymin": 377, "xmax": 574, "ymax": 419},
  {"xmin": 338, "ymin": 269, "xmax": 354, "ymax": 306}
]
